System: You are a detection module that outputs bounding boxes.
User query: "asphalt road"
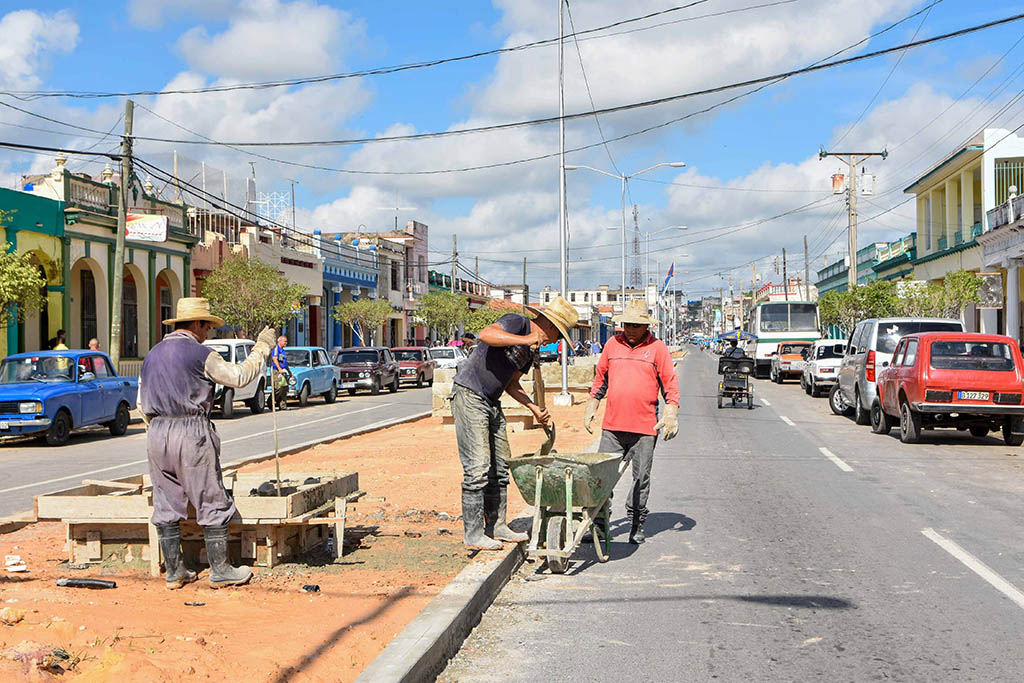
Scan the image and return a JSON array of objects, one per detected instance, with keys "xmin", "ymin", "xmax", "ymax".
[
  {"xmin": 0, "ymin": 386, "xmax": 431, "ymax": 518},
  {"xmin": 440, "ymin": 349, "xmax": 1024, "ymax": 682}
]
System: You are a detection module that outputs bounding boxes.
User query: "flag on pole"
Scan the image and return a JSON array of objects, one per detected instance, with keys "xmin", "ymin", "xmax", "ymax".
[{"xmin": 661, "ymin": 261, "xmax": 675, "ymax": 295}]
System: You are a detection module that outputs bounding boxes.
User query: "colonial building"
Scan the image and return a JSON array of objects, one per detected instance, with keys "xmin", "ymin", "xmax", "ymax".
[
  {"xmin": 977, "ymin": 191, "xmax": 1024, "ymax": 343},
  {"xmin": 312, "ymin": 231, "xmax": 378, "ymax": 350}
]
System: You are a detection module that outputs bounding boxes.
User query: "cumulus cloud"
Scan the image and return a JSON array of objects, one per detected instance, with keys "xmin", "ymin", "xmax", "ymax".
[
  {"xmin": 177, "ymin": 0, "xmax": 365, "ymax": 80},
  {"xmin": 0, "ymin": 9, "xmax": 78, "ymax": 90}
]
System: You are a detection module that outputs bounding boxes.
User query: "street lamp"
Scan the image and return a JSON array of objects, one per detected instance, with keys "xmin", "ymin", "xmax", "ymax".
[{"xmin": 566, "ymin": 162, "xmax": 685, "ymax": 314}]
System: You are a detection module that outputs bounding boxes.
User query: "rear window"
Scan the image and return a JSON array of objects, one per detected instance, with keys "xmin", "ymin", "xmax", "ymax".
[
  {"xmin": 816, "ymin": 343, "xmax": 845, "ymax": 359},
  {"xmin": 930, "ymin": 341, "xmax": 1015, "ymax": 371},
  {"xmin": 876, "ymin": 321, "xmax": 963, "ymax": 353}
]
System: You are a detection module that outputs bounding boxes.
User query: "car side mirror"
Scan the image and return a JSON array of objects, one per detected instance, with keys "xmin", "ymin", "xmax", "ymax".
[{"xmin": 80, "ymin": 372, "xmax": 95, "ymax": 382}]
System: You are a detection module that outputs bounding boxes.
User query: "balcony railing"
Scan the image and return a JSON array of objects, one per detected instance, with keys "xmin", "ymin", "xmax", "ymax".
[
  {"xmin": 937, "ymin": 236, "xmax": 947, "ymax": 251},
  {"xmin": 970, "ymin": 222, "xmax": 983, "ymax": 238},
  {"xmin": 954, "ymin": 230, "xmax": 963, "ymax": 245},
  {"xmin": 66, "ymin": 175, "xmax": 114, "ymax": 214}
]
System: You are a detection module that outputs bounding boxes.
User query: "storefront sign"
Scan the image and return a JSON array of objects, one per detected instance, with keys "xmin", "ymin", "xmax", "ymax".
[{"xmin": 125, "ymin": 213, "xmax": 168, "ymax": 242}]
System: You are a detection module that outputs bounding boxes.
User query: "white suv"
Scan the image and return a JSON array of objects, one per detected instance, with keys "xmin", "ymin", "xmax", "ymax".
[{"xmin": 203, "ymin": 339, "xmax": 267, "ymax": 418}]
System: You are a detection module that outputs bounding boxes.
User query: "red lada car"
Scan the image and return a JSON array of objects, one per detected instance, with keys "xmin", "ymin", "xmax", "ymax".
[
  {"xmin": 871, "ymin": 332, "xmax": 1024, "ymax": 445},
  {"xmin": 391, "ymin": 346, "xmax": 436, "ymax": 387}
]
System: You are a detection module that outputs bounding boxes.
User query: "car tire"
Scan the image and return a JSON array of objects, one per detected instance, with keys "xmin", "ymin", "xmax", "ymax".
[
  {"xmin": 869, "ymin": 399, "xmax": 892, "ymax": 435},
  {"xmin": 829, "ymin": 384, "xmax": 852, "ymax": 416},
  {"xmin": 323, "ymin": 382, "xmax": 337, "ymax": 404},
  {"xmin": 347, "ymin": 388, "xmax": 357, "ymax": 396},
  {"xmin": 1002, "ymin": 419, "xmax": 1024, "ymax": 446},
  {"xmin": 810, "ymin": 380, "xmax": 820, "ymax": 397},
  {"xmin": 108, "ymin": 402, "xmax": 130, "ymax": 437},
  {"xmin": 247, "ymin": 382, "xmax": 266, "ymax": 414},
  {"xmin": 45, "ymin": 409, "xmax": 72, "ymax": 447},
  {"xmin": 717, "ymin": 394, "xmax": 723, "ymax": 409},
  {"xmin": 389, "ymin": 374, "xmax": 399, "ymax": 393},
  {"xmin": 803, "ymin": 377, "xmax": 812, "ymax": 395},
  {"xmin": 899, "ymin": 400, "xmax": 922, "ymax": 444},
  {"xmin": 968, "ymin": 425, "xmax": 989, "ymax": 438},
  {"xmin": 298, "ymin": 383, "xmax": 311, "ymax": 407},
  {"xmin": 853, "ymin": 388, "xmax": 870, "ymax": 426},
  {"xmin": 220, "ymin": 388, "xmax": 235, "ymax": 419},
  {"xmin": 371, "ymin": 376, "xmax": 381, "ymax": 395}
]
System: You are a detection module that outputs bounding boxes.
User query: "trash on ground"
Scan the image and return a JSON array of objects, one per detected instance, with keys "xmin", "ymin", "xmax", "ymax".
[
  {"xmin": 301, "ymin": 584, "xmax": 320, "ymax": 593},
  {"xmin": 184, "ymin": 601, "xmax": 205, "ymax": 607},
  {"xmin": 55, "ymin": 578, "xmax": 116, "ymax": 589}
]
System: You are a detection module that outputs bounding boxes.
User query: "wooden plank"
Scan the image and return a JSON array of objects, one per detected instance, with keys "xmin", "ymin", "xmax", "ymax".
[
  {"xmin": 86, "ymin": 530, "xmax": 101, "ymax": 562},
  {"xmin": 147, "ymin": 522, "xmax": 160, "ymax": 578},
  {"xmin": 82, "ymin": 479, "xmax": 141, "ymax": 491},
  {"xmin": 36, "ymin": 493, "xmax": 151, "ymax": 521},
  {"xmin": 333, "ymin": 497, "xmax": 346, "ymax": 562},
  {"xmin": 241, "ymin": 529, "xmax": 257, "ymax": 561}
]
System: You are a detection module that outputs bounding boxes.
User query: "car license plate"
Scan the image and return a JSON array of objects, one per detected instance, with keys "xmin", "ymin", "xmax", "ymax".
[
  {"xmin": 0, "ymin": 421, "xmax": 7, "ymax": 430},
  {"xmin": 958, "ymin": 391, "xmax": 990, "ymax": 401},
  {"xmin": 341, "ymin": 382, "xmax": 355, "ymax": 389}
]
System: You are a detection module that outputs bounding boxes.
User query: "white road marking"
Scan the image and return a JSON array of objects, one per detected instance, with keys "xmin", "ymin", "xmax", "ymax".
[
  {"xmin": 818, "ymin": 447, "xmax": 853, "ymax": 472},
  {"xmin": 921, "ymin": 528, "xmax": 1024, "ymax": 611},
  {"xmin": 761, "ymin": 398, "xmax": 771, "ymax": 406},
  {"xmin": 0, "ymin": 403, "xmax": 394, "ymax": 495},
  {"xmin": 779, "ymin": 415, "xmax": 795, "ymax": 426}
]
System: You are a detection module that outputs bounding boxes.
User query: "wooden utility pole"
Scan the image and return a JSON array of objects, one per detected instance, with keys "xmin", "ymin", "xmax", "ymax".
[
  {"xmin": 782, "ymin": 248, "xmax": 789, "ymax": 301},
  {"xmin": 110, "ymin": 99, "xmax": 134, "ymax": 372},
  {"xmin": 819, "ymin": 148, "xmax": 888, "ymax": 290},
  {"xmin": 803, "ymin": 235, "xmax": 811, "ymax": 301},
  {"xmin": 451, "ymin": 235, "xmax": 457, "ymax": 294}
]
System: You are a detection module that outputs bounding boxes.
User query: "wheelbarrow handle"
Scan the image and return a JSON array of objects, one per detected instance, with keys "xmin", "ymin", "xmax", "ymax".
[{"xmin": 534, "ymin": 422, "xmax": 556, "ymax": 457}]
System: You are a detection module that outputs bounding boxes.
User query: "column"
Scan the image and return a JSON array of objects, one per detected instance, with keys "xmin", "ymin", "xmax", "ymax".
[
  {"xmin": 961, "ymin": 167, "xmax": 975, "ymax": 238},
  {"xmin": 148, "ymin": 251, "xmax": 157, "ymax": 347},
  {"xmin": 929, "ymin": 192, "xmax": 942, "ymax": 252},
  {"xmin": 4, "ymin": 228, "xmax": 17, "ymax": 354},
  {"xmin": 944, "ymin": 178, "xmax": 958, "ymax": 246},
  {"xmin": 981, "ymin": 308, "xmax": 999, "ymax": 334},
  {"xmin": 1007, "ymin": 260, "xmax": 1021, "ymax": 342},
  {"xmin": 61, "ymin": 237, "xmax": 70, "ymax": 335}
]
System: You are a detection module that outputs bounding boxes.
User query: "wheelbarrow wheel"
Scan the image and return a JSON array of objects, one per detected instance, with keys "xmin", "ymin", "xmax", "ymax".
[{"xmin": 545, "ymin": 517, "xmax": 568, "ymax": 574}]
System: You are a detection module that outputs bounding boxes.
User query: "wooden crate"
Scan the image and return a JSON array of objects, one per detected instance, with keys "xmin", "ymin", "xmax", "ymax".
[{"xmin": 35, "ymin": 476, "xmax": 151, "ymax": 521}]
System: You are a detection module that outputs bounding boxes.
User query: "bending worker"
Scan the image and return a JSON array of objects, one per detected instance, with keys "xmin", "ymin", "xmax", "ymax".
[
  {"xmin": 452, "ymin": 296, "xmax": 578, "ymax": 550},
  {"xmin": 139, "ymin": 298, "xmax": 276, "ymax": 589},
  {"xmin": 584, "ymin": 300, "xmax": 680, "ymax": 544}
]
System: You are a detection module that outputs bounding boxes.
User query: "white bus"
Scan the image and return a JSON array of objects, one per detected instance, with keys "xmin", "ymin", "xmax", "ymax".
[{"xmin": 744, "ymin": 301, "xmax": 821, "ymax": 378}]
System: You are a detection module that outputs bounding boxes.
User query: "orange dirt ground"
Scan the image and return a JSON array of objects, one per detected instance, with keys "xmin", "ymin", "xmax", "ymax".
[{"xmin": 0, "ymin": 395, "xmax": 595, "ymax": 682}]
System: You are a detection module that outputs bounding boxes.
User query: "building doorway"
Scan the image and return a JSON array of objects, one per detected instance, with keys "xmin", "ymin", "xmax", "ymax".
[{"xmin": 122, "ymin": 274, "xmax": 138, "ymax": 358}]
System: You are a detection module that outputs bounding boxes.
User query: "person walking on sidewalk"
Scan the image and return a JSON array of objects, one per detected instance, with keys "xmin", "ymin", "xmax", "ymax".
[
  {"xmin": 584, "ymin": 300, "xmax": 680, "ymax": 544},
  {"xmin": 139, "ymin": 298, "xmax": 276, "ymax": 589},
  {"xmin": 452, "ymin": 296, "xmax": 579, "ymax": 550}
]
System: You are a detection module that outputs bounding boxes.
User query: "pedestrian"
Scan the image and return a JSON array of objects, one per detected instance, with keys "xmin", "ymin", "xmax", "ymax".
[
  {"xmin": 584, "ymin": 300, "xmax": 680, "ymax": 544},
  {"xmin": 270, "ymin": 335, "xmax": 290, "ymax": 409},
  {"xmin": 49, "ymin": 329, "xmax": 68, "ymax": 351},
  {"xmin": 88, "ymin": 338, "xmax": 100, "ymax": 351},
  {"xmin": 139, "ymin": 298, "xmax": 276, "ymax": 589},
  {"xmin": 452, "ymin": 296, "xmax": 578, "ymax": 550}
]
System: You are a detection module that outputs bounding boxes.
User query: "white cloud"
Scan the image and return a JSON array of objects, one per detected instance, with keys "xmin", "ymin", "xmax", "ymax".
[
  {"xmin": 177, "ymin": 0, "xmax": 365, "ymax": 80},
  {"xmin": 128, "ymin": 0, "xmax": 236, "ymax": 30},
  {"xmin": 0, "ymin": 9, "xmax": 78, "ymax": 90}
]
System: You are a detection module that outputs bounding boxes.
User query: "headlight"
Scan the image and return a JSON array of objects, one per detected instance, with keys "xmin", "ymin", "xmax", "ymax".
[
  {"xmin": 359, "ymin": 371, "xmax": 369, "ymax": 378},
  {"xmin": 19, "ymin": 401, "xmax": 41, "ymax": 414},
  {"xmin": 288, "ymin": 375, "xmax": 296, "ymax": 385}
]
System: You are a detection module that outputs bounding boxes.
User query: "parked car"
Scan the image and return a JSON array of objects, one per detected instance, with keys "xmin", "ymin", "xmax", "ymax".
[
  {"xmin": 0, "ymin": 350, "xmax": 138, "ymax": 446},
  {"xmin": 871, "ymin": 332, "xmax": 1024, "ymax": 445},
  {"xmin": 769, "ymin": 341, "xmax": 812, "ymax": 383},
  {"xmin": 428, "ymin": 346, "xmax": 467, "ymax": 370},
  {"xmin": 800, "ymin": 339, "xmax": 846, "ymax": 397},
  {"xmin": 831, "ymin": 317, "xmax": 966, "ymax": 425},
  {"xmin": 265, "ymin": 347, "xmax": 337, "ymax": 407},
  {"xmin": 203, "ymin": 339, "xmax": 266, "ymax": 417},
  {"xmin": 334, "ymin": 347, "xmax": 400, "ymax": 395},
  {"xmin": 391, "ymin": 346, "xmax": 436, "ymax": 387}
]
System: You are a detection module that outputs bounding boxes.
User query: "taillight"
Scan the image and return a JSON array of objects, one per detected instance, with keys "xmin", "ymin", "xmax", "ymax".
[{"xmin": 866, "ymin": 350, "xmax": 876, "ymax": 382}]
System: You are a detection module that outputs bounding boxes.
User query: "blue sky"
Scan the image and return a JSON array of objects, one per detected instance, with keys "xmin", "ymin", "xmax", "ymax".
[{"xmin": 2, "ymin": 0, "xmax": 1024, "ymax": 294}]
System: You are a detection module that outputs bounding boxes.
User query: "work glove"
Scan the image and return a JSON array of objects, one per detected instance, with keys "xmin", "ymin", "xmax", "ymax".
[
  {"xmin": 655, "ymin": 403, "xmax": 679, "ymax": 441},
  {"xmin": 584, "ymin": 397, "xmax": 600, "ymax": 434},
  {"xmin": 256, "ymin": 326, "xmax": 277, "ymax": 350}
]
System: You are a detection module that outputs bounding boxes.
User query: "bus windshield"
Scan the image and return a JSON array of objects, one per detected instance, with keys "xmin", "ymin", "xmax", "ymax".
[{"xmin": 759, "ymin": 303, "xmax": 818, "ymax": 332}]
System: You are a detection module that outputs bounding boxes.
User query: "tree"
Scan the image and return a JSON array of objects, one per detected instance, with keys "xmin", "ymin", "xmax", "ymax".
[
  {"xmin": 201, "ymin": 255, "xmax": 308, "ymax": 340},
  {"xmin": 938, "ymin": 269, "xmax": 983, "ymax": 319},
  {"xmin": 0, "ymin": 230, "xmax": 46, "ymax": 329},
  {"xmin": 414, "ymin": 291, "xmax": 467, "ymax": 340},
  {"xmin": 464, "ymin": 306, "xmax": 506, "ymax": 334},
  {"xmin": 332, "ymin": 298, "xmax": 393, "ymax": 346}
]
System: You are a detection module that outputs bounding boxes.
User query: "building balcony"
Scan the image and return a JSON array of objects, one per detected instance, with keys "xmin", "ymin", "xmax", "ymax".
[
  {"xmin": 954, "ymin": 230, "xmax": 963, "ymax": 245},
  {"xmin": 937, "ymin": 236, "xmax": 947, "ymax": 251},
  {"xmin": 971, "ymin": 221, "xmax": 984, "ymax": 238}
]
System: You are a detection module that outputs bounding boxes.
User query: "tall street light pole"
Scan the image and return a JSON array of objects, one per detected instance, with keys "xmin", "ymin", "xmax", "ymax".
[
  {"xmin": 565, "ymin": 162, "xmax": 685, "ymax": 315},
  {"xmin": 554, "ymin": 0, "xmax": 572, "ymax": 406}
]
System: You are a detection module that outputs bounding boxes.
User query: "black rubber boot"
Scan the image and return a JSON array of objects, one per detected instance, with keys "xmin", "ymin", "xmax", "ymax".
[
  {"xmin": 203, "ymin": 525, "xmax": 252, "ymax": 588},
  {"xmin": 484, "ymin": 487, "xmax": 528, "ymax": 543},
  {"xmin": 462, "ymin": 490, "xmax": 501, "ymax": 550},
  {"xmin": 156, "ymin": 522, "xmax": 197, "ymax": 590},
  {"xmin": 628, "ymin": 510, "xmax": 648, "ymax": 545}
]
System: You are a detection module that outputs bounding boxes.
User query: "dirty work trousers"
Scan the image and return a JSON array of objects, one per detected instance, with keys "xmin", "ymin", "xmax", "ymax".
[
  {"xmin": 598, "ymin": 430, "xmax": 657, "ymax": 520},
  {"xmin": 148, "ymin": 416, "xmax": 237, "ymax": 527},
  {"xmin": 451, "ymin": 384, "xmax": 512, "ymax": 493}
]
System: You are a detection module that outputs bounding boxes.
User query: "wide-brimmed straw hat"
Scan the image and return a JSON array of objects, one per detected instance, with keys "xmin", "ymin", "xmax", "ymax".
[
  {"xmin": 162, "ymin": 297, "xmax": 225, "ymax": 326},
  {"xmin": 613, "ymin": 300, "xmax": 657, "ymax": 326},
  {"xmin": 532, "ymin": 295, "xmax": 578, "ymax": 340}
]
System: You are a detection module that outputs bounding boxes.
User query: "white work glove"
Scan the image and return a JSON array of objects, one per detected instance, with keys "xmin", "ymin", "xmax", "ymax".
[
  {"xmin": 655, "ymin": 404, "xmax": 679, "ymax": 441},
  {"xmin": 256, "ymin": 326, "xmax": 277, "ymax": 350},
  {"xmin": 584, "ymin": 397, "xmax": 600, "ymax": 434}
]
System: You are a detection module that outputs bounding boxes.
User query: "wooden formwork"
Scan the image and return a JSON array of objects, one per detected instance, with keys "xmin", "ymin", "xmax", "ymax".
[{"xmin": 36, "ymin": 471, "xmax": 362, "ymax": 577}]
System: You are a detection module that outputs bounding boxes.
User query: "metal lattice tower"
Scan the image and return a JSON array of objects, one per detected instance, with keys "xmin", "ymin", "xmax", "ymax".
[
  {"xmin": 256, "ymin": 191, "xmax": 291, "ymax": 226},
  {"xmin": 629, "ymin": 204, "xmax": 642, "ymax": 288}
]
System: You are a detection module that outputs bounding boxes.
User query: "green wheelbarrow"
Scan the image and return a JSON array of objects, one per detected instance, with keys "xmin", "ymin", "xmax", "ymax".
[{"xmin": 509, "ymin": 424, "xmax": 629, "ymax": 574}]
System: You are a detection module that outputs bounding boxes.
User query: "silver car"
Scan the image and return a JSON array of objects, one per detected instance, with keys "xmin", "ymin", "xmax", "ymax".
[
  {"xmin": 830, "ymin": 318, "xmax": 965, "ymax": 424},
  {"xmin": 800, "ymin": 339, "xmax": 846, "ymax": 397}
]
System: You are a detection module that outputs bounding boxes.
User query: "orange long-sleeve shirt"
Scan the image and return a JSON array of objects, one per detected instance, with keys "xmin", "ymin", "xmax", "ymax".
[{"xmin": 590, "ymin": 332, "xmax": 680, "ymax": 436}]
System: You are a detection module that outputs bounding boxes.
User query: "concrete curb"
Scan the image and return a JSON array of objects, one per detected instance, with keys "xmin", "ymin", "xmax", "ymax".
[{"xmin": 356, "ymin": 544, "xmax": 525, "ymax": 683}]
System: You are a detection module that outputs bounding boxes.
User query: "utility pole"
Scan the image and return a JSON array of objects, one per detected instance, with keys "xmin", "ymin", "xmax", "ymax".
[
  {"xmin": 288, "ymin": 179, "xmax": 298, "ymax": 230},
  {"xmin": 782, "ymin": 248, "xmax": 789, "ymax": 301},
  {"xmin": 110, "ymin": 99, "xmax": 134, "ymax": 372},
  {"xmin": 803, "ymin": 235, "xmax": 811, "ymax": 301},
  {"xmin": 819, "ymin": 148, "xmax": 888, "ymax": 290},
  {"xmin": 451, "ymin": 234, "xmax": 457, "ymax": 294},
  {"xmin": 554, "ymin": 0, "xmax": 571, "ymax": 406}
]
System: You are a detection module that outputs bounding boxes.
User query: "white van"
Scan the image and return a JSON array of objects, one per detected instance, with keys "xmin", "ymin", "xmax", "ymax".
[{"xmin": 203, "ymin": 339, "xmax": 267, "ymax": 418}]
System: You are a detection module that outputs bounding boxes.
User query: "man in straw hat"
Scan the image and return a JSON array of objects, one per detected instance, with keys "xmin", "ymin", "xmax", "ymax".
[
  {"xmin": 451, "ymin": 296, "xmax": 578, "ymax": 550},
  {"xmin": 139, "ymin": 297, "xmax": 277, "ymax": 589},
  {"xmin": 584, "ymin": 299, "xmax": 680, "ymax": 544}
]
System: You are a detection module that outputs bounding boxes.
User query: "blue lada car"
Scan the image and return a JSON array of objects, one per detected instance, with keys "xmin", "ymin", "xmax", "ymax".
[
  {"xmin": 265, "ymin": 346, "xmax": 338, "ymax": 407},
  {"xmin": 0, "ymin": 350, "xmax": 139, "ymax": 446}
]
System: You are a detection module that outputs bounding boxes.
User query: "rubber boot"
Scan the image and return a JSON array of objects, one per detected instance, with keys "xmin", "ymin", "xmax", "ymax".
[
  {"xmin": 203, "ymin": 525, "xmax": 252, "ymax": 588},
  {"xmin": 462, "ymin": 490, "xmax": 501, "ymax": 550},
  {"xmin": 628, "ymin": 509, "xmax": 648, "ymax": 545},
  {"xmin": 156, "ymin": 522, "xmax": 197, "ymax": 590},
  {"xmin": 484, "ymin": 487, "xmax": 528, "ymax": 543}
]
